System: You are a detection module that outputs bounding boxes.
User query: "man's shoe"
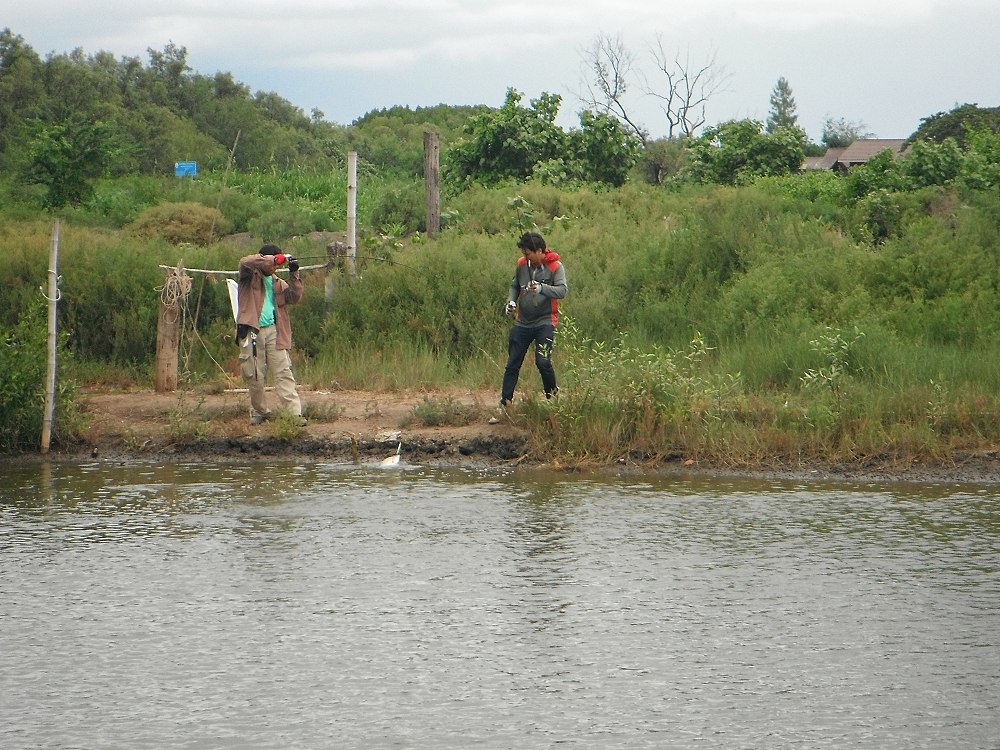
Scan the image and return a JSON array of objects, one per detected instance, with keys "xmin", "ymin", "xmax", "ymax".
[
  {"xmin": 297, "ymin": 416, "xmax": 308, "ymax": 427},
  {"xmin": 250, "ymin": 412, "xmax": 271, "ymax": 425},
  {"xmin": 489, "ymin": 400, "xmax": 510, "ymax": 425}
]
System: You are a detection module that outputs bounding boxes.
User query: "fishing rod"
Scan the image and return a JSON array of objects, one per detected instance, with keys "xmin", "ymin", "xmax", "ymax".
[{"xmin": 292, "ymin": 253, "xmax": 417, "ymax": 270}]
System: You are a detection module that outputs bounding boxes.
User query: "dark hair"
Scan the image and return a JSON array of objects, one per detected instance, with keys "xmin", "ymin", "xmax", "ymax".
[
  {"xmin": 517, "ymin": 232, "xmax": 546, "ymax": 252},
  {"xmin": 259, "ymin": 243, "xmax": 282, "ymax": 255}
]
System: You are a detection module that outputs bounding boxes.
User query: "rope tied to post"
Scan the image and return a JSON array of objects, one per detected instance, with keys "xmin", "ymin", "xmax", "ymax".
[
  {"xmin": 39, "ymin": 269, "xmax": 62, "ymax": 303},
  {"xmin": 156, "ymin": 264, "xmax": 193, "ymax": 324}
]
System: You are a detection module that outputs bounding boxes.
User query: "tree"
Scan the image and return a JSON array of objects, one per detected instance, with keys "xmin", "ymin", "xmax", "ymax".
[
  {"xmin": 960, "ymin": 128, "xmax": 1000, "ymax": 189},
  {"xmin": 682, "ymin": 119, "xmax": 805, "ymax": 185},
  {"xmin": 903, "ymin": 138, "xmax": 963, "ymax": 188},
  {"xmin": 575, "ymin": 34, "xmax": 728, "ymax": 140},
  {"xmin": 821, "ymin": 116, "xmax": 873, "ymax": 148},
  {"xmin": 569, "ymin": 110, "xmax": 642, "ymax": 186},
  {"xmin": 146, "ymin": 42, "xmax": 191, "ymax": 111},
  {"xmin": 445, "ymin": 88, "xmax": 641, "ymax": 187},
  {"xmin": 21, "ymin": 115, "xmax": 123, "ymax": 207},
  {"xmin": 577, "ymin": 33, "xmax": 648, "ymax": 143},
  {"xmin": 446, "ymin": 88, "xmax": 568, "ymax": 185},
  {"xmin": 638, "ymin": 136, "xmax": 687, "ymax": 184},
  {"xmin": 766, "ymin": 77, "xmax": 798, "ymax": 133},
  {"xmin": 909, "ymin": 103, "xmax": 1000, "ymax": 148},
  {"xmin": 0, "ymin": 29, "xmax": 46, "ymax": 161},
  {"xmin": 648, "ymin": 37, "xmax": 730, "ymax": 139}
]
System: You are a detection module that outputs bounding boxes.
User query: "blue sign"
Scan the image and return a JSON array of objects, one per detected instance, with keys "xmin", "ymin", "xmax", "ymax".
[{"xmin": 174, "ymin": 161, "xmax": 197, "ymax": 177}]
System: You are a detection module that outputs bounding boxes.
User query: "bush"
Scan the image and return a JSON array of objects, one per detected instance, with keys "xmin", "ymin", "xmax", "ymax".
[
  {"xmin": 0, "ymin": 304, "xmax": 83, "ymax": 452},
  {"xmin": 129, "ymin": 201, "xmax": 230, "ymax": 245},
  {"xmin": 247, "ymin": 201, "xmax": 317, "ymax": 241},
  {"xmin": 79, "ymin": 174, "xmax": 166, "ymax": 227},
  {"xmin": 367, "ymin": 180, "xmax": 426, "ymax": 234}
]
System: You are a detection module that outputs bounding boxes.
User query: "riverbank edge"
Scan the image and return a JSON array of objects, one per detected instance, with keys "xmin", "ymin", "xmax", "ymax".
[{"xmin": 8, "ymin": 434, "xmax": 1000, "ymax": 487}]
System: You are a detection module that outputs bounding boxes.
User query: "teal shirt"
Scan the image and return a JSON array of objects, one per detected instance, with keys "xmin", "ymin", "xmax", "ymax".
[{"xmin": 258, "ymin": 274, "xmax": 276, "ymax": 327}]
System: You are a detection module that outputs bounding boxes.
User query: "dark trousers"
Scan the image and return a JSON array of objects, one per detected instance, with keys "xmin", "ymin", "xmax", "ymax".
[{"xmin": 501, "ymin": 323, "xmax": 557, "ymax": 402}]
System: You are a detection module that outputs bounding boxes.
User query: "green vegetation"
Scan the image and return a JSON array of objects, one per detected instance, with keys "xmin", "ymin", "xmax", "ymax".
[
  {"xmin": 3, "ymin": 27, "xmax": 1000, "ymax": 469},
  {"xmin": 0, "ymin": 303, "xmax": 83, "ymax": 452}
]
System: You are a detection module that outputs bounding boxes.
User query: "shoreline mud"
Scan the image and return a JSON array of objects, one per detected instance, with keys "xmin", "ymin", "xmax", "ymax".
[{"xmin": 7, "ymin": 387, "xmax": 1000, "ymax": 486}]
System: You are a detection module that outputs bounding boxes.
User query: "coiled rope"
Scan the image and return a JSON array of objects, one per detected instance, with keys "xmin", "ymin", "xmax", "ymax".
[{"xmin": 156, "ymin": 266, "xmax": 193, "ymax": 324}]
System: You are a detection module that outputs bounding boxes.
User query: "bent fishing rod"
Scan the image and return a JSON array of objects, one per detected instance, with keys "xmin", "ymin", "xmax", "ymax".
[{"xmin": 291, "ymin": 253, "xmax": 416, "ymax": 270}]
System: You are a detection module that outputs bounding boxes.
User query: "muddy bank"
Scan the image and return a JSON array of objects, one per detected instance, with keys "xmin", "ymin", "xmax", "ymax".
[{"xmin": 9, "ymin": 388, "xmax": 1000, "ymax": 485}]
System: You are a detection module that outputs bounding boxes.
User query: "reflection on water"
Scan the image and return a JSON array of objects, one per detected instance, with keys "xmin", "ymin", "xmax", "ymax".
[{"xmin": 1, "ymin": 461, "xmax": 998, "ymax": 749}]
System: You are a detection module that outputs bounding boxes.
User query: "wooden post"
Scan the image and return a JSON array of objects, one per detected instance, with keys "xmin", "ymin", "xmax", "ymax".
[
  {"xmin": 325, "ymin": 241, "xmax": 348, "ymax": 303},
  {"xmin": 423, "ymin": 131, "xmax": 440, "ymax": 238},
  {"xmin": 41, "ymin": 219, "xmax": 60, "ymax": 453},
  {"xmin": 347, "ymin": 151, "xmax": 358, "ymax": 278},
  {"xmin": 155, "ymin": 262, "xmax": 188, "ymax": 392}
]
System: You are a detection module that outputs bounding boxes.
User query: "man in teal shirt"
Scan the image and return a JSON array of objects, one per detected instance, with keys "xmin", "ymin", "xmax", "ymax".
[{"xmin": 236, "ymin": 245, "xmax": 306, "ymax": 426}]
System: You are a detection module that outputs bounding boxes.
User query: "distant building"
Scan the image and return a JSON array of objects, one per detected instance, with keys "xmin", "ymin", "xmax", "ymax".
[
  {"xmin": 802, "ymin": 148, "xmax": 845, "ymax": 171},
  {"xmin": 801, "ymin": 139, "xmax": 908, "ymax": 172}
]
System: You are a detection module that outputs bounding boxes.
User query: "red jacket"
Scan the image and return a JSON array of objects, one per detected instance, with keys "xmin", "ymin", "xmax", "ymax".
[{"xmin": 509, "ymin": 250, "xmax": 568, "ymax": 327}]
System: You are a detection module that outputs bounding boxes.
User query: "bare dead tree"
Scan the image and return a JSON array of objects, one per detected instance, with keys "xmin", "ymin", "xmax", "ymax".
[
  {"xmin": 576, "ymin": 33, "xmax": 649, "ymax": 144},
  {"xmin": 646, "ymin": 36, "xmax": 731, "ymax": 139}
]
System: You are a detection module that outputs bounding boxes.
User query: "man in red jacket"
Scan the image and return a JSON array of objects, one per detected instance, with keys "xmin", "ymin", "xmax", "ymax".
[
  {"xmin": 236, "ymin": 245, "xmax": 306, "ymax": 426},
  {"xmin": 500, "ymin": 231, "xmax": 568, "ymax": 407}
]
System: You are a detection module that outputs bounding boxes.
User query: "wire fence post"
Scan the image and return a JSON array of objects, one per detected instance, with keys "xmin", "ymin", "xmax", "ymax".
[
  {"xmin": 41, "ymin": 219, "xmax": 60, "ymax": 453},
  {"xmin": 347, "ymin": 151, "xmax": 357, "ymax": 278},
  {"xmin": 424, "ymin": 131, "xmax": 440, "ymax": 238}
]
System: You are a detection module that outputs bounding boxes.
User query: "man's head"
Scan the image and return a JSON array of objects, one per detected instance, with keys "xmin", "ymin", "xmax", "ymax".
[
  {"xmin": 517, "ymin": 232, "xmax": 546, "ymax": 254},
  {"xmin": 259, "ymin": 244, "xmax": 288, "ymax": 273}
]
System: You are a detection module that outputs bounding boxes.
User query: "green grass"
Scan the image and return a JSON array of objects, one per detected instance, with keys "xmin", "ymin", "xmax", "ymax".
[{"xmin": 6, "ymin": 171, "xmax": 1000, "ymax": 468}]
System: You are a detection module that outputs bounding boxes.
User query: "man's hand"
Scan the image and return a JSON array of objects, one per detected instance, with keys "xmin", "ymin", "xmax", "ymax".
[
  {"xmin": 505, "ymin": 300, "xmax": 517, "ymax": 316},
  {"xmin": 287, "ymin": 256, "xmax": 299, "ymax": 272}
]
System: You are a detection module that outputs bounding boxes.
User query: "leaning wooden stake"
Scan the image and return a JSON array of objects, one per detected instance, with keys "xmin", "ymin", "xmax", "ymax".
[{"xmin": 41, "ymin": 219, "xmax": 60, "ymax": 453}]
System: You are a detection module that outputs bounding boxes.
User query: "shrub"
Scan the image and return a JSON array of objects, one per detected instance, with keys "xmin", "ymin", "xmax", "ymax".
[
  {"xmin": 0, "ymin": 304, "xmax": 83, "ymax": 452},
  {"xmin": 367, "ymin": 180, "xmax": 425, "ymax": 233},
  {"xmin": 403, "ymin": 395, "xmax": 482, "ymax": 427},
  {"xmin": 247, "ymin": 201, "xmax": 317, "ymax": 241},
  {"xmin": 129, "ymin": 201, "xmax": 230, "ymax": 245}
]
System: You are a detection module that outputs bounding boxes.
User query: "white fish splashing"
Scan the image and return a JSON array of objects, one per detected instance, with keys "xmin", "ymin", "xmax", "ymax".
[{"xmin": 380, "ymin": 442, "xmax": 402, "ymax": 467}]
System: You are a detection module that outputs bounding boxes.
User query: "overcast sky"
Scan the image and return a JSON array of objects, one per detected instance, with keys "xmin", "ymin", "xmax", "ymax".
[{"xmin": 6, "ymin": 0, "xmax": 999, "ymax": 142}]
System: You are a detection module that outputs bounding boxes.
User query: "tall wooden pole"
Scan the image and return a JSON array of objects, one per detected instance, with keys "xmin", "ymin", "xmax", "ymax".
[
  {"xmin": 347, "ymin": 151, "xmax": 358, "ymax": 278},
  {"xmin": 41, "ymin": 219, "xmax": 60, "ymax": 453},
  {"xmin": 423, "ymin": 131, "xmax": 440, "ymax": 238}
]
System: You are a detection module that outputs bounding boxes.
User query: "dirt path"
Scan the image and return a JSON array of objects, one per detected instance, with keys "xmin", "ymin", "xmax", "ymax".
[{"xmin": 69, "ymin": 386, "xmax": 529, "ymax": 465}]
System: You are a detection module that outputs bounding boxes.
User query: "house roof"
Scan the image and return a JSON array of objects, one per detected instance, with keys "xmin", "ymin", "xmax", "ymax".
[
  {"xmin": 800, "ymin": 140, "xmax": 908, "ymax": 172},
  {"xmin": 836, "ymin": 139, "xmax": 908, "ymax": 165},
  {"xmin": 802, "ymin": 147, "xmax": 845, "ymax": 170}
]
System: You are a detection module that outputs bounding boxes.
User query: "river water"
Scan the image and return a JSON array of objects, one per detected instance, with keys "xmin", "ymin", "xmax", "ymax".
[{"xmin": 1, "ymin": 460, "xmax": 998, "ymax": 749}]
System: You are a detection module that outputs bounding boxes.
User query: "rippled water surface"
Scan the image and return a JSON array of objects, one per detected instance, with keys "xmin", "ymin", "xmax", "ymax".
[{"xmin": 2, "ymin": 461, "xmax": 998, "ymax": 749}]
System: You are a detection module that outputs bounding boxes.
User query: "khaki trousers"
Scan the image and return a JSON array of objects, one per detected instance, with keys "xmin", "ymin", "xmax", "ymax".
[{"xmin": 239, "ymin": 325, "xmax": 302, "ymax": 419}]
